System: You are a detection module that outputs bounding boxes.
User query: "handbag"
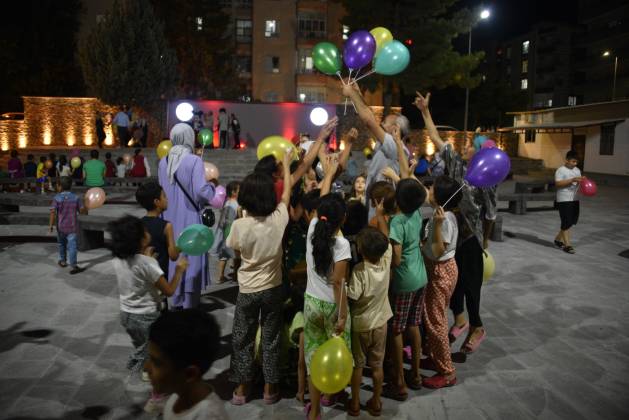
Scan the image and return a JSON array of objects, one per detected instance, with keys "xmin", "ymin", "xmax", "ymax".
[{"xmin": 169, "ymin": 157, "xmax": 215, "ymax": 227}]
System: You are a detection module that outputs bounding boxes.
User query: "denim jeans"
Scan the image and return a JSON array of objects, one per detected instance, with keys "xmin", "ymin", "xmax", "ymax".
[
  {"xmin": 120, "ymin": 311, "xmax": 160, "ymax": 372},
  {"xmin": 58, "ymin": 232, "xmax": 77, "ymax": 266}
]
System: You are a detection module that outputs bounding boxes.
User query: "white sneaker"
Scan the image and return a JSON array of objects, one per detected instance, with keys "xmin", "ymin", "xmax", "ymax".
[
  {"xmin": 141, "ymin": 371, "xmax": 150, "ymax": 382},
  {"xmin": 144, "ymin": 392, "xmax": 169, "ymax": 414}
]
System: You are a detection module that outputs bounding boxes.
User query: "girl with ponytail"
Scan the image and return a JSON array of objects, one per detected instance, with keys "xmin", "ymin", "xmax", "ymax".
[{"xmin": 303, "ymin": 185, "xmax": 352, "ymax": 418}]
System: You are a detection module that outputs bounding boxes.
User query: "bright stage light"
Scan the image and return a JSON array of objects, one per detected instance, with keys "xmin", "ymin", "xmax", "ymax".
[
  {"xmin": 310, "ymin": 107, "xmax": 328, "ymax": 126},
  {"xmin": 176, "ymin": 102, "xmax": 194, "ymax": 122}
]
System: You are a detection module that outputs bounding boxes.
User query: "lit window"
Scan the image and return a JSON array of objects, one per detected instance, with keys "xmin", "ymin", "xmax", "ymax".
[
  {"xmin": 196, "ymin": 17, "xmax": 203, "ymax": 31},
  {"xmin": 297, "ymin": 86, "xmax": 326, "ymax": 103},
  {"xmin": 236, "ymin": 19, "xmax": 252, "ymax": 43},
  {"xmin": 299, "ymin": 93, "xmax": 306, "ymax": 102},
  {"xmin": 342, "ymin": 25, "xmax": 350, "ymax": 41},
  {"xmin": 568, "ymin": 96, "xmax": 577, "ymax": 106},
  {"xmin": 265, "ymin": 20, "xmax": 278, "ymax": 37},
  {"xmin": 522, "ymin": 59, "xmax": 528, "ymax": 73},
  {"xmin": 547, "ymin": 99, "xmax": 553, "ymax": 107},
  {"xmin": 298, "ymin": 48, "xmax": 314, "ymax": 73},
  {"xmin": 521, "ymin": 78, "xmax": 528, "ymax": 90},
  {"xmin": 264, "ymin": 56, "xmax": 280, "ymax": 73},
  {"xmin": 522, "ymin": 40, "xmax": 530, "ymax": 54}
]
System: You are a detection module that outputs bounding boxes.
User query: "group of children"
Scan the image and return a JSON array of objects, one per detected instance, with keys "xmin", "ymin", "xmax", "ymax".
[{"xmin": 101, "ymin": 86, "xmax": 496, "ymax": 419}]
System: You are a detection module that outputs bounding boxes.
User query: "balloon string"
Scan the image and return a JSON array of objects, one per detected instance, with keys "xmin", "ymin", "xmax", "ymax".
[
  {"xmin": 354, "ymin": 67, "xmax": 362, "ymax": 81},
  {"xmin": 442, "ymin": 183, "xmax": 465, "ymax": 209},
  {"xmin": 201, "ymin": 144, "xmax": 205, "ymax": 160},
  {"xmin": 336, "ymin": 71, "xmax": 345, "ymax": 85},
  {"xmin": 351, "ymin": 69, "xmax": 376, "ymax": 84},
  {"xmin": 344, "ymin": 69, "xmax": 353, "ymax": 116},
  {"xmin": 337, "ymin": 278, "xmax": 345, "ymax": 325}
]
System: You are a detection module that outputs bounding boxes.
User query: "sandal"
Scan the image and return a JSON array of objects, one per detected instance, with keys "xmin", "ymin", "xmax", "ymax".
[
  {"xmin": 383, "ymin": 385, "xmax": 408, "ymax": 401},
  {"xmin": 58, "ymin": 261, "xmax": 67, "ymax": 268},
  {"xmin": 230, "ymin": 391, "xmax": 248, "ymax": 406},
  {"xmin": 321, "ymin": 391, "xmax": 345, "ymax": 407},
  {"xmin": 554, "ymin": 240, "xmax": 564, "ymax": 248},
  {"xmin": 462, "ymin": 328, "xmax": 486, "ymax": 354},
  {"xmin": 406, "ymin": 374, "xmax": 422, "ymax": 390},
  {"xmin": 448, "ymin": 322, "xmax": 469, "ymax": 344},
  {"xmin": 263, "ymin": 392, "xmax": 280, "ymax": 405},
  {"xmin": 304, "ymin": 402, "xmax": 321, "ymax": 420},
  {"xmin": 422, "ymin": 374, "xmax": 457, "ymax": 389},
  {"xmin": 366, "ymin": 398, "xmax": 382, "ymax": 417},
  {"xmin": 346, "ymin": 398, "xmax": 361, "ymax": 416},
  {"xmin": 562, "ymin": 245, "xmax": 576, "ymax": 254}
]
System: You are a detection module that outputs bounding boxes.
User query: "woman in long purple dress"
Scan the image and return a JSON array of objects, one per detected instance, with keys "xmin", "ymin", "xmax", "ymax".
[{"xmin": 158, "ymin": 123, "xmax": 215, "ymax": 308}]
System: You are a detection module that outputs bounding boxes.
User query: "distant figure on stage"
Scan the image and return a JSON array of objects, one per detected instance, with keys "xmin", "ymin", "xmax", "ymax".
[
  {"xmin": 114, "ymin": 105, "xmax": 131, "ymax": 147},
  {"xmin": 231, "ymin": 113, "xmax": 241, "ymax": 149},
  {"xmin": 218, "ymin": 108, "xmax": 228, "ymax": 149}
]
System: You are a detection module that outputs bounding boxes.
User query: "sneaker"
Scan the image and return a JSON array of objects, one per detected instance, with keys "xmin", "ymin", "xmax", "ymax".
[{"xmin": 144, "ymin": 392, "xmax": 169, "ymax": 414}]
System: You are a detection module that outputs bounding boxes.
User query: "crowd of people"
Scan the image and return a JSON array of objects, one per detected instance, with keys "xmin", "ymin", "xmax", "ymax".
[{"xmin": 191, "ymin": 108, "xmax": 242, "ymax": 149}]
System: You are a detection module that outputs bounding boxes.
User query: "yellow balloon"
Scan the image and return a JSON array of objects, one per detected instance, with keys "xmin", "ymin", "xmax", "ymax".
[
  {"xmin": 363, "ymin": 147, "xmax": 373, "ymax": 157},
  {"xmin": 310, "ymin": 336, "xmax": 353, "ymax": 394},
  {"xmin": 156, "ymin": 140, "xmax": 172, "ymax": 159},
  {"xmin": 370, "ymin": 27, "xmax": 393, "ymax": 54},
  {"xmin": 257, "ymin": 135, "xmax": 298, "ymax": 161},
  {"xmin": 483, "ymin": 250, "xmax": 495, "ymax": 282}
]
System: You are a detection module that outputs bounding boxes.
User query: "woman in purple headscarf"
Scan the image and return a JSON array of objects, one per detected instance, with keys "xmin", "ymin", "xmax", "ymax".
[{"xmin": 158, "ymin": 123, "xmax": 215, "ymax": 308}]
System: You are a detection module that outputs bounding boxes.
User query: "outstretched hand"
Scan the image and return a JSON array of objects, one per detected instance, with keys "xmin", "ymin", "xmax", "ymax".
[
  {"xmin": 414, "ymin": 91, "xmax": 431, "ymax": 113},
  {"xmin": 341, "ymin": 79, "xmax": 361, "ymax": 97},
  {"xmin": 317, "ymin": 116, "xmax": 339, "ymax": 141},
  {"xmin": 344, "ymin": 127, "xmax": 359, "ymax": 142}
]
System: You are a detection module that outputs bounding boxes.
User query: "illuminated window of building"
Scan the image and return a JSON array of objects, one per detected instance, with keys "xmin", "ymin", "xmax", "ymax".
[
  {"xmin": 265, "ymin": 20, "xmax": 279, "ymax": 37},
  {"xmin": 297, "ymin": 86, "xmax": 326, "ymax": 103},
  {"xmin": 521, "ymin": 78, "xmax": 528, "ymax": 90},
  {"xmin": 522, "ymin": 59, "xmax": 528, "ymax": 73},
  {"xmin": 568, "ymin": 95, "xmax": 577, "ymax": 106},
  {"xmin": 522, "ymin": 40, "xmax": 530, "ymax": 54},
  {"xmin": 342, "ymin": 25, "xmax": 350, "ymax": 41},
  {"xmin": 236, "ymin": 19, "xmax": 252, "ymax": 43},
  {"xmin": 298, "ymin": 48, "xmax": 314, "ymax": 73},
  {"xmin": 264, "ymin": 56, "xmax": 280, "ymax": 73},
  {"xmin": 196, "ymin": 17, "xmax": 203, "ymax": 31}
]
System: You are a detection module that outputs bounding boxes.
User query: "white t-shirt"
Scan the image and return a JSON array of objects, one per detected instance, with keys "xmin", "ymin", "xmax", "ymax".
[
  {"xmin": 305, "ymin": 218, "xmax": 352, "ymax": 303},
  {"xmin": 163, "ymin": 391, "xmax": 229, "ymax": 420},
  {"xmin": 226, "ymin": 202, "xmax": 289, "ymax": 293},
  {"xmin": 423, "ymin": 211, "xmax": 458, "ymax": 261},
  {"xmin": 555, "ymin": 165, "xmax": 581, "ymax": 202},
  {"xmin": 116, "ymin": 164, "xmax": 127, "ymax": 178},
  {"xmin": 113, "ymin": 254, "xmax": 164, "ymax": 314},
  {"xmin": 59, "ymin": 165, "xmax": 71, "ymax": 177}
]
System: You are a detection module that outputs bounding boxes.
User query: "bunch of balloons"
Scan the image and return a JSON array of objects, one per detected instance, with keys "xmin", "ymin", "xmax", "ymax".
[
  {"xmin": 176, "ymin": 224, "xmax": 215, "ymax": 256},
  {"xmin": 256, "ymin": 135, "xmax": 298, "ymax": 162},
  {"xmin": 312, "ymin": 26, "xmax": 410, "ymax": 81}
]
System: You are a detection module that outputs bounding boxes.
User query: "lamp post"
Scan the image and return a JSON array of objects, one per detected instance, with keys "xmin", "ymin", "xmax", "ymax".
[
  {"xmin": 463, "ymin": 8, "xmax": 491, "ymax": 134},
  {"xmin": 602, "ymin": 50, "xmax": 619, "ymax": 101}
]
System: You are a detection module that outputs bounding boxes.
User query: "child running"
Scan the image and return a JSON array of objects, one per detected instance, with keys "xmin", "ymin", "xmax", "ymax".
[
  {"xmin": 421, "ymin": 176, "xmax": 462, "ymax": 388},
  {"xmin": 347, "ymin": 227, "xmax": 393, "ymax": 417}
]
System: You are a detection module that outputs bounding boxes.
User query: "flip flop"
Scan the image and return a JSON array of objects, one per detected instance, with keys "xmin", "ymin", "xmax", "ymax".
[
  {"xmin": 448, "ymin": 322, "xmax": 469, "ymax": 343},
  {"xmin": 346, "ymin": 399, "xmax": 361, "ymax": 416},
  {"xmin": 304, "ymin": 402, "xmax": 321, "ymax": 420},
  {"xmin": 230, "ymin": 391, "xmax": 248, "ymax": 406},
  {"xmin": 366, "ymin": 398, "xmax": 382, "ymax": 417},
  {"xmin": 383, "ymin": 385, "xmax": 408, "ymax": 401},
  {"xmin": 462, "ymin": 329, "xmax": 486, "ymax": 354},
  {"xmin": 263, "ymin": 392, "xmax": 280, "ymax": 405}
]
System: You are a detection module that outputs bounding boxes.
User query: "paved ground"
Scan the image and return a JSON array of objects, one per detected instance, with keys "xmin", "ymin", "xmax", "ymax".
[{"xmin": 1, "ymin": 185, "xmax": 629, "ymax": 419}]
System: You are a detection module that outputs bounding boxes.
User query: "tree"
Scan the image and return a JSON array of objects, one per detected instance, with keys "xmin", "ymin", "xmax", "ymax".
[
  {"xmin": 469, "ymin": 78, "xmax": 528, "ymax": 129},
  {"xmin": 0, "ymin": 0, "xmax": 84, "ymax": 113},
  {"xmin": 151, "ymin": 0, "xmax": 241, "ymax": 99},
  {"xmin": 341, "ymin": 0, "xmax": 484, "ymax": 105},
  {"xmin": 78, "ymin": 0, "xmax": 178, "ymax": 110}
]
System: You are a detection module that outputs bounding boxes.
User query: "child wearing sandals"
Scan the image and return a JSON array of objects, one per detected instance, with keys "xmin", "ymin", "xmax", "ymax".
[
  {"xmin": 347, "ymin": 227, "xmax": 393, "ymax": 417},
  {"xmin": 421, "ymin": 176, "xmax": 462, "ymax": 388}
]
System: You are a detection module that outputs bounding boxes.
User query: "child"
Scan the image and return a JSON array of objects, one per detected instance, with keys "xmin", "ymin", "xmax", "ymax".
[
  {"xmin": 105, "ymin": 152, "xmax": 116, "ymax": 178},
  {"xmin": 367, "ymin": 181, "xmax": 396, "ymax": 228},
  {"xmin": 226, "ymin": 150, "xmax": 295, "ymax": 405},
  {"xmin": 49, "ymin": 177, "xmax": 87, "ymax": 274},
  {"xmin": 347, "ymin": 227, "xmax": 393, "ymax": 417},
  {"xmin": 135, "ymin": 181, "xmax": 180, "ymax": 286},
  {"xmin": 303, "ymin": 188, "xmax": 352, "ymax": 419},
  {"xmin": 37, "ymin": 156, "xmax": 47, "ymax": 193},
  {"xmin": 421, "ymin": 176, "xmax": 461, "ymax": 388},
  {"xmin": 130, "ymin": 148, "xmax": 149, "ymax": 177},
  {"xmin": 116, "ymin": 156, "xmax": 127, "ymax": 178},
  {"xmin": 214, "ymin": 181, "xmax": 240, "ymax": 283},
  {"xmin": 24, "ymin": 154, "xmax": 37, "ymax": 177},
  {"xmin": 348, "ymin": 175, "xmax": 367, "ymax": 205},
  {"xmin": 58, "ymin": 155, "xmax": 71, "ymax": 177},
  {"xmin": 146, "ymin": 309, "xmax": 229, "ymax": 419},
  {"xmin": 376, "ymin": 178, "xmax": 427, "ymax": 400},
  {"xmin": 554, "ymin": 150, "xmax": 582, "ymax": 254},
  {"xmin": 108, "ymin": 215, "xmax": 188, "ymax": 379}
]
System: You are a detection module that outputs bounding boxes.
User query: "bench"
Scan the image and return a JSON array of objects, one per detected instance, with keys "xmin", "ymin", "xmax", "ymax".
[
  {"xmin": 499, "ymin": 192, "xmax": 555, "ymax": 215},
  {"xmin": 0, "ymin": 212, "xmax": 115, "ymax": 251},
  {"xmin": 0, "ymin": 176, "xmax": 157, "ymax": 193},
  {"xmin": 0, "ymin": 193, "xmax": 137, "ymax": 210}
]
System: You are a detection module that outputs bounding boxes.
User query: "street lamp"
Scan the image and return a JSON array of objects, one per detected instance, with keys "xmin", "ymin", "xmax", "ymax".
[
  {"xmin": 463, "ymin": 8, "xmax": 491, "ymax": 134},
  {"xmin": 602, "ymin": 50, "xmax": 619, "ymax": 101}
]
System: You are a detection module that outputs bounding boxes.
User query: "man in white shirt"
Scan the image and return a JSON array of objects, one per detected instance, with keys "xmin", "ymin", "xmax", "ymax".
[
  {"xmin": 554, "ymin": 150, "xmax": 583, "ymax": 254},
  {"xmin": 113, "ymin": 105, "xmax": 131, "ymax": 148},
  {"xmin": 218, "ymin": 108, "xmax": 228, "ymax": 149}
]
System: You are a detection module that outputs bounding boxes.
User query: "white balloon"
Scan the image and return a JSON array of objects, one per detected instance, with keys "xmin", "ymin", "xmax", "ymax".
[
  {"xmin": 175, "ymin": 102, "xmax": 194, "ymax": 122},
  {"xmin": 310, "ymin": 107, "xmax": 328, "ymax": 126}
]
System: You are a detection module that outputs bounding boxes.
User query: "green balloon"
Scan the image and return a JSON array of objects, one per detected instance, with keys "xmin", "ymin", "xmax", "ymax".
[
  {"xmin": 198, "ymin": 128, "xmax": 213, "ymax": 146},
  {"xmin": 374, "ymin": 40, "xmax": 410, "ymax": 76},
  {"xmin": 176, "ymin": 224, "xmax": 215, "ymax": 256},
  {"xmin": 312, "ymin": 42, "xmax": 342, "ymax": 75}
]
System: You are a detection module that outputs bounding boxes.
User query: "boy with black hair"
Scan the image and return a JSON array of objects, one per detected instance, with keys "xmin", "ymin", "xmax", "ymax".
[
  {"xmin": 347, "ymin": 227, "xmax": 393, "ymax": 417},
  {"xmin": 136, "ymin": 181, "xmax": 180, "ymax": 280},
  {"xmin": 49, "ymin": 177, "xmax": 87, "ymax": 274},
  {"xmin": 554, "ymin": 150, "xmax": 583, "ymax": 254},
  {"xmin": 146, "ymin": 309, "xmax": 228, "ymax": 419},
  {"xmin": 24, "ymin": 154, "xmax": 37, "ymax": 177},
  {"xmin": 215, "ymin": 180, "xmax": 241, "ymax": 283}
]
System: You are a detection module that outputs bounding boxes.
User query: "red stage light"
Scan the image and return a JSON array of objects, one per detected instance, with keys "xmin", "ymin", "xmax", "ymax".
[{"xmin": 405, "ymin": 39, "xmax": 413, "ymax": 46}]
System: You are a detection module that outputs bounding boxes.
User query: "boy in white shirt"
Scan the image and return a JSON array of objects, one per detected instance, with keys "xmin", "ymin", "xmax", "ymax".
[{"xmin": 554, "ymin": 151, "xmax": 583, "ymax": 254}]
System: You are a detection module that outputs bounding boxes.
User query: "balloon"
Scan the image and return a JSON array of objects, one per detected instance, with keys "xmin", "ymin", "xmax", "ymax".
[
  {"xmin": 580, "ymin": 177, "xmax": 597, "ymax": 196},
  {"xmin": 312, "ymin": 42, "xmax": 342, "ymax": 75},
  {"xmin": 343, "ymin": 30, "xmax": 377, "ymax": 70},
  {"xmin": 70, "ymin": 157, "xmax": 82, "ymax": 169},
  {"xmin": 203, "ymin": 162, "xmax": 220, "ymax": 181},
  {"xmin": 122, "ymin": 153, "xmax": 132, "ymax": 164},
  {"xmin": 156, "ymin": 140, "xmax": 172, "ymax": 159},
  {"xmin": 84, "ymin": 187, "xmax": 106, "ymax": 209},
  {"xmin": 473, "ymin": 135, "xmax": 488, "ymax": 151},
  {"xmin": 45, "ymin": 160, "xmax": 53, "ymax": 169},
  {"xmin": 257, "ymin": 136, "xmax": 299, "ymax": 161},
  {"xmin": 481, "ymin": 139, "xmax": 497, "ymax": 149},
  {"xmin": 374, "ymin": 40, "xmax": 410, "ymax": 76},
  {"xmin": 198, "ymin": 128, "xmax": 213, "ymax": 146},
  {"xmin": 210, "ymin": 185, "xmax": 227, "ymax": 208},
  {"xmin": 363, "ymin": 147, "xmax": 373, "ymax": 157},
  {"xmin": 465, "ymin": 147, "xmax": 511, "ymax": 188},
  {"xmin": 177, "ymin": 224, "xmax": 215, "ymax": 256},
  {"xmin": 483, "ymin": 251, "xmax": 495, "ymax": 282},
  {"xmin": 370, "ymin": 27, "xmax": 393, "ymax": 54},
  {"xmin": 310, "ymin": 336, "xmax": 353, "ymax": 394}
]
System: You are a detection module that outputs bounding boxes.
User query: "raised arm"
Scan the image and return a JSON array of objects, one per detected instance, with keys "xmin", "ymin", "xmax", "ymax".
[
  {"xmin": 392, "ymin": 126, "xmax": 412, "ymax": 179},
  {"xmin": 338, "ymin": 127, "xmax": 358, "ymax": 171},
  {"xmin": 342, "ymin": 81, "xmax": 387, "ymax": 143},
  {"xmin": 291, "ymin": 117, "xmax": 338, "ymax": 184},
  {"xmin": 320, "ymin": 154, "xmax": 340, "ymax": 196},
  {"xmin": 280, "ymin": 148, "xmax": 294, "ymax": 206},
  {"xmin": 414, "ymin": 92, "xmax": 446, "ymax": 152}
]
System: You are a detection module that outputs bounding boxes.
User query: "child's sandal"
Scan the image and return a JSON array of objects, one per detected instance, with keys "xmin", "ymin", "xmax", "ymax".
[{"xmin": 366, "ymin": 398, "xmax": 382, "ymax": 416}]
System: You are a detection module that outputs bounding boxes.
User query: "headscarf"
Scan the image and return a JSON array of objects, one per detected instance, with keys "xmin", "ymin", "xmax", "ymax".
[{"xmin": 167, "ymin": 123, "xmax": 195, "ymax": 184}]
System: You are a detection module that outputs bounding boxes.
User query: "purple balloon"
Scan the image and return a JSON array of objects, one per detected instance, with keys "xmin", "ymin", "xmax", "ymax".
[
  {"xmin": 343, "ymin": 30, "xmax": 376, "ymax": 70},
  {"xmin": 209, "ymin": 185, "xmax": 227, "ymax": 208},
  {"xmin": 465, "ymin": 147, "xmax": 511, "ymax": 188}
]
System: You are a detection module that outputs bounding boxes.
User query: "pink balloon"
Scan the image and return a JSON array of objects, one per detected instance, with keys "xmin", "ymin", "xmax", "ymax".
[
  {"xmin": 481, "ymin": 139, "xmax": 497, "ymax": 149},
  {"xmin": 580, "ymin": 177, "xmax": 597, "ymax": 196},
  {"xmin": 209, "ymin": 185, "xmax": 227, "ymax": 208},
  {"xmin": 85, "ymin": 187, "xmax": 106, "ymax": 209},
  {"xmin": 204, "ymin": 162, "xmax": 220, "ymax": 181}
]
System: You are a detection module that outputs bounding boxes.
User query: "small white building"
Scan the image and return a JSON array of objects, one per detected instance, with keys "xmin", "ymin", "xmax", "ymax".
[{"xmin": 500, "ymin": 100, "xmax": 629, "ymax": 176}]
